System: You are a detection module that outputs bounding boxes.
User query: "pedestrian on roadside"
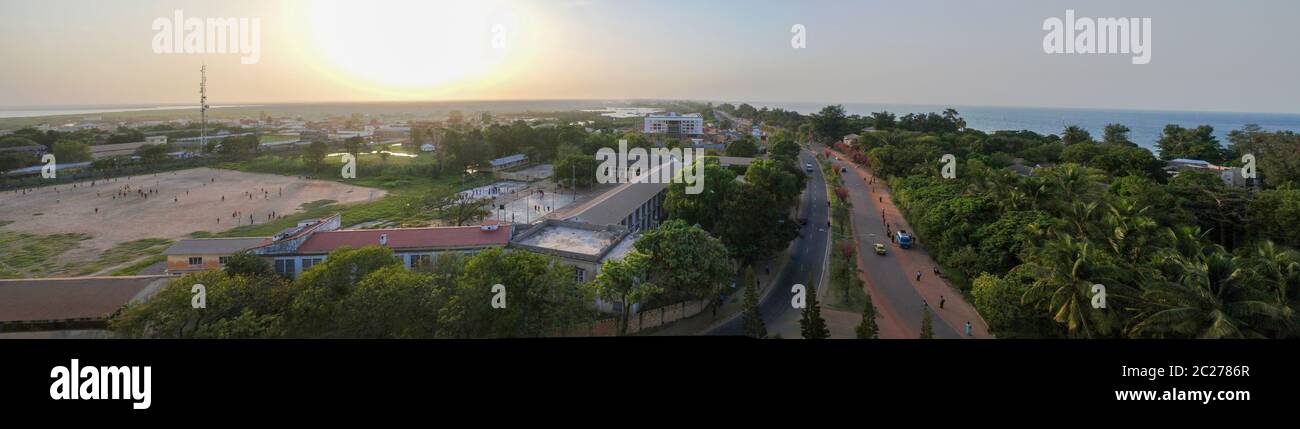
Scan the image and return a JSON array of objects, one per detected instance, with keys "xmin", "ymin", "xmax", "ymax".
[
  {"xmin": 939, "ymin": 296, "xmax": 945, "ymax": 309},
  {"xmin": 965, "ymin": 321, "xmax": 973, "ymax": 337},
  {"xmin": 916, "ymin": 270, "xmax": 922, "ymax": 281}
]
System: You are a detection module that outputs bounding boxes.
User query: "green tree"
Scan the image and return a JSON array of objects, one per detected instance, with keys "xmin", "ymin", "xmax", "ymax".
[
  {"xmin": 343, "ymin": 136, "xmax": 365, "ymax": 157},
  {"xmin": 109, "ymin": 270, "xmax": 290, "ymax": 338},
  {"xmin": 554, "ymin": 153, "xmax": 598, "ymax": 189},
  {"xmin": 1132, "ymin": 249, "xmax": 1286, "ymax": 338},
  {"xmin": 799, "ymin": 276, "xmax": 830, "ymax": 339},
  {"xmin": 440, "ymin": 248, "xmax": 592, "ymax": 338},
  {"xmin": 855, "ymin": 292, "xmax": 879, "ymax": 339},
  {"xmin": 303, "ymin": 140, "xmax": 329, "ymax": 173},
  {"xmin": 1227, "ymin": 125, "xmax": 1300, "ymax": 187},
  {"xmin": 593, "ymin": 252, "xmax": 661, "ymax": 336},
  {"xmin": 282, "ymin": 246, "xmax": 403, "ymax": 337},
  {"xmin": 919, "ymin": 307, "xmax": 934, "ymax": 339},
  {"xmin": 810, "ymin": 104, "xmax": 850, "ymax": 143},
  {"xmin": 870, "ymin": 111, "xmax": 897, "ymax": 130},
  {"xmin": 224, "ymin": 251, "xmax": 273, "ymax": 278},
  {"xmin": 338, "ymin": 266, "xmax": 440, "ymax": 338},
  {"xmin": 0, "ymin": 151, "xmax": 37, "ymax": 176},
  {"xmin": 52, "ymin": 140, "xmax": 92, "ymax": 163},
  {"xmin": 0, "ymin": 136, "xmax": 39, "ymax": 149},
  {"xmin": 1103, "ymin": 124, "xmax": 1134, "ymax": 146},
  {"xmin": 719, "ymin": 181, "xmax": 797, "ymax": 264},
  {"xmin": 1061, "ymin": 125, "xmax": 1093, "ymax": 146},
  {"xmin": 133, "ymin": 143, "xmax": 173, "ymax": 165},
  {"xmin": 436, "ymin": 193, "xmax": 491, "ymax": 226},
  {"xmin": 768, "ymin": 131, "xmax": 801, "ymax": 160},
  {"xmin": 1022, "ymin": 233, "xmax": 1123, "ymax": 338},
  {"xmin": 634, "ymin": 219, "xmax": 730, "ymax": 301},
  {"xmin": 218, "ymin": 135, "xmax": 261, "ymax": 160},
  {"xmin": 1156, "ymin": 124, "xmax": 1225, "ymax": 163},
  {"xmin": 725, "ymin": 137, "xmax": 758, "ymax": 157},
  {"xmin": 664, "ymin": 159, "xmax": 736, "ymax": 233}
]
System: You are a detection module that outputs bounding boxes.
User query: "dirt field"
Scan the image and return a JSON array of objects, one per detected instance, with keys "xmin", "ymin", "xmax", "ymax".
[{"xmin": 0, "ymin": 168, "xmax": 384, "ymax": 276}]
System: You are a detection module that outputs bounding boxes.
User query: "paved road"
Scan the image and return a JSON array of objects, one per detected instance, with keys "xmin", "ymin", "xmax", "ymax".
[
  {"xmin": 707, "ymin": 149, "xmax": 829, "ymax": 336},
  {"xmin": 827, "ymin": 152, "xmax": 961, "ymax": 338}
]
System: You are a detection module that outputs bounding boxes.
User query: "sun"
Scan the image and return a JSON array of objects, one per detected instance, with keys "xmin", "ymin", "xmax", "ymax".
[{"xmin": 307, "ymin": 0, "xmax": 520, "ymax": 91}]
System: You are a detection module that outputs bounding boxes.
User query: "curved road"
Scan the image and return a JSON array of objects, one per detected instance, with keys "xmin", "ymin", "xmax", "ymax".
[{"xmin": 707, "ymin": 149, "xmax": 830, "ymax": 336}]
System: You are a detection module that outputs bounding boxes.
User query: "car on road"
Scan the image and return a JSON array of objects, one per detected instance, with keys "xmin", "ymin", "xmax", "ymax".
[
  {"xmin": 805, "ymin": 162, "xmax": 814, "ymax": 172},
  {"xmin": 874, "ymin": 243, "xmax": 887, "ymax": 255}
]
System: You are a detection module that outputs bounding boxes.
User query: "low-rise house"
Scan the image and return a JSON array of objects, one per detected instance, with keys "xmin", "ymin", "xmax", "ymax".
[
  {"xmin": 162, "ymin": 214, "xmax": 514, "ymax": 277},
  {"xmin": 163, "ymin": 237, "xmax": 272, "ymax": 274}
]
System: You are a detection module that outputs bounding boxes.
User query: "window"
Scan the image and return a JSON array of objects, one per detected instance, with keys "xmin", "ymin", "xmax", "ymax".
[
  {"xmin": 574, "ymin": 267, "xmax": 586, "ymax": 283},
  {"xmin": 218, "ymin": 256, "xmax": 230, "ymax": 265},
  {"xmin": 302, "ymin": 257, "xmax": 323, "ymax": 270},
  {"xmin": 188, "ymin": 257, "xmax": 203, "ymax": 266},
  {"xmin": 409, "ymin": 254, "xmax": 432, "ymax": 271},
  {"xmin": 274, "ymin": 259, "xmax": 297, "ymax": 276}
]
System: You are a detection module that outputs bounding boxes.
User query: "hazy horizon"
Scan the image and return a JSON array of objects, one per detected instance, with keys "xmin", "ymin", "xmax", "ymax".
[{"xmin": 3, "ymin": 0, "xmax": 1298, "ymax": 114}]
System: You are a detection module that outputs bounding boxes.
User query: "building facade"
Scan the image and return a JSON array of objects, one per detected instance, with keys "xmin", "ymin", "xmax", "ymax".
[{"xmin": 644, "ymin": 113, "xmax": 704, "ymax": 138}]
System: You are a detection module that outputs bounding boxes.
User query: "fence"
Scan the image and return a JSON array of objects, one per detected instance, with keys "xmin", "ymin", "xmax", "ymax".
[{"xmin": 564, "ymin": 299, "xmax": 710, "ymax": 337}]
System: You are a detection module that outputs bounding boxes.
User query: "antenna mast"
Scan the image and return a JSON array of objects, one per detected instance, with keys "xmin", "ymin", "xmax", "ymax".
[{"xmin": 200, "ymin": 64, "xmax": 209, "ymax": 148}]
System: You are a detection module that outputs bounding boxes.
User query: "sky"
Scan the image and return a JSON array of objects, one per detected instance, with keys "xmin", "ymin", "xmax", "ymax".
[{"xmin": 1, "ymin": 0, "xmax": 1298, "ymax": 113}]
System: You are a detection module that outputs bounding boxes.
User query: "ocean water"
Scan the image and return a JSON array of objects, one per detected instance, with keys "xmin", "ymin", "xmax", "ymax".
[{"xmin": 757, "ymin": 102, "xmax": 1300, "ymax": 154}]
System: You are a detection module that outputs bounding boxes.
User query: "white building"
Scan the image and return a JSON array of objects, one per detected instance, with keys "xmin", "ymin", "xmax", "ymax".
[{"xmin": 643, "ymin": 113, "xmax": 704, "ymax": 138}]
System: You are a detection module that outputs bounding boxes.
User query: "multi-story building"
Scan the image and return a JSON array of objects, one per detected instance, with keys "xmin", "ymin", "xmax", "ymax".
[{"xmin": 643, "ymin": 113, "xmax": 704, "ymax": 138}]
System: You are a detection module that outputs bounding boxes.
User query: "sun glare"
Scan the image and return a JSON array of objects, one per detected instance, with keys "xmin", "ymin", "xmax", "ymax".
[{"xmin": 307, "ymin": 0, "xmax": 520, "ymax": 93}]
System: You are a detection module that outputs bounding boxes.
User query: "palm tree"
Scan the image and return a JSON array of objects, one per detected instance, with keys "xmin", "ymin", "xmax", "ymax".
[
  {"xmin": 1240, "ymin": 241, "xmax": 1300, "ymax": 335},
  {"xmin": 1131, "ymin": 250, "xmax": 1285, "ymax": 338},
  {"xmin": 1062, "ymin": 125, "xmax": 1093, "ymax": 145},
  {"xmin": 1061, "ymin": 201, "xmax": 1101, "ymax": 240},
  {"xmin": 1022, "ymin": 233, "xmax": 1124, "ymax": 338},
  {"xmin": 1101, "ymin": 198, "xmax": 1159, "ymax": 265}
]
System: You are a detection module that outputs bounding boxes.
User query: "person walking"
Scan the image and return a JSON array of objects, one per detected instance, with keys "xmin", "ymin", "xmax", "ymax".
[
  {"xmin": 916, "ymin": 270, "xmax": 922, "ymax": 281},
  {"xmin": 939, "ymin": 295, "xmax": 945, "ymax": 309},
  {"xmin": 964, "ymin": 321, "xmax": 973, "ymax": 337}
]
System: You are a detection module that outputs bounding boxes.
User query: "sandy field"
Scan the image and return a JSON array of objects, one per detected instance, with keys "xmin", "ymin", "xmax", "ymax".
[{"xmin": 0, "ymin": 167, "xmax": 384, "ymax": 272}]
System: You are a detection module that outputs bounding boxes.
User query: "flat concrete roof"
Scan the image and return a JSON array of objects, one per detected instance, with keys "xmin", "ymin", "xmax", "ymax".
[{"xmin": 515, "ymin": 224, "xmax": 619, "ymax": 256}]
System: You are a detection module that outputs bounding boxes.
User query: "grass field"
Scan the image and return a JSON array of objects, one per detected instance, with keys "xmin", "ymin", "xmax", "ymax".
[
  {"xmin": 109, "ymin": 254, "xmax": 167, "ymax": 276},
  {"xmin": 0, "ymin": 230, "xmax": 91, "ymax": 278},
  {"xmin": 259, "ymin": 134, "xmax": 300, "ymax": 144},
  {"xmin": 72, "ymin": 238, "xmax": 174, "ymax": 276}
]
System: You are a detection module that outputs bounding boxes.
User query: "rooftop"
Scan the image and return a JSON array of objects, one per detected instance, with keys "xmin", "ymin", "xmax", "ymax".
[
  {"xmin": 511, "ymin": 219, "xmax": 630, "ymax": 262},
  {"xmin": 0, "ymin": 276, "xmax": 168, "ymax": 324},
  {"xmin": 295, "ymin": 224, "xmax": 512, "ymax": 253},
  {"xmin": 164, "ymin": 237, "xmax": 270, "ymax": 255},
  {"xmin": 566, "ymin": 157, "xmax": 680, "ymax": 226}
]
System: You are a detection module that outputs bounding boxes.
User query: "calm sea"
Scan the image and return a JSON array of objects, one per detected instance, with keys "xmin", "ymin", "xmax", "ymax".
[{"xmin": 757, "ymin": 102, "xmax": 1300, "ymax": 154}]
